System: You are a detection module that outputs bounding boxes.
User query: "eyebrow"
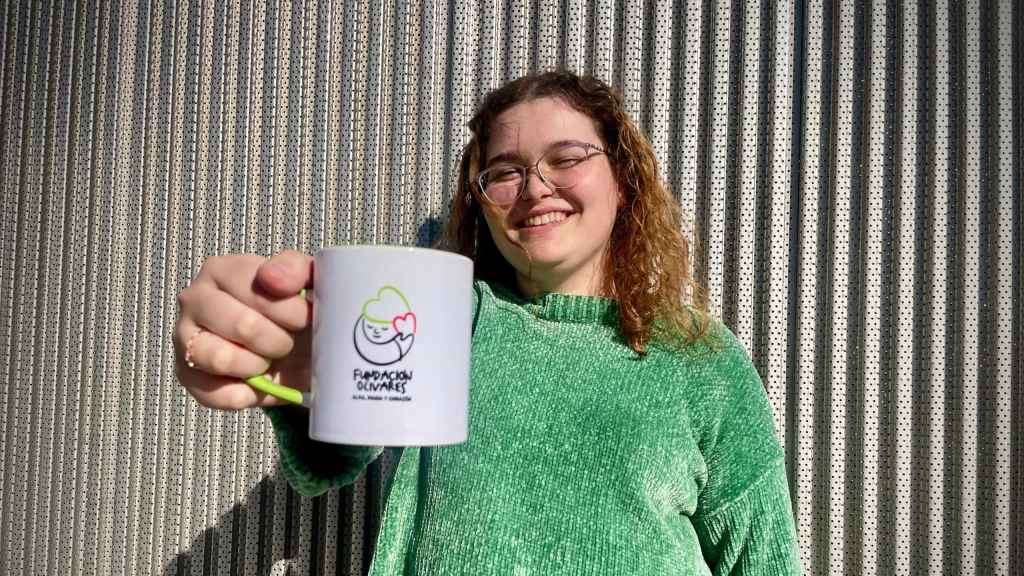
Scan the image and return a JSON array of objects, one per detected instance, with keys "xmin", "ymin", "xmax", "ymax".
[{"xmin": 484, "ymin": 139, "xmax": 592, "ymax": 167}]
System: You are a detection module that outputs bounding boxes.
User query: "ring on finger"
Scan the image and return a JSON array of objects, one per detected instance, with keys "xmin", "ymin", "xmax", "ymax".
[{"xmin": 184, "ymin": 328, "xmax": 205, "ymax": 369}]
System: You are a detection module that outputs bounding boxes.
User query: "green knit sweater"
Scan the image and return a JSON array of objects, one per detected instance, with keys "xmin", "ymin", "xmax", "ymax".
[{"xmin": 264, "ymin": 281, "xmax": 803, "ymax": 575}]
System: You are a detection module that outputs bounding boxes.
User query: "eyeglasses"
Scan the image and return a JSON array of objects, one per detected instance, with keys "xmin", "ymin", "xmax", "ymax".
[{"xmin": 475, "ymin": 142, "xmax": 609, "ymax": 206}]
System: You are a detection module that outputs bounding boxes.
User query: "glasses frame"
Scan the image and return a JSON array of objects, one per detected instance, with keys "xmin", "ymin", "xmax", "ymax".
[{"xmin": 473, "ymin": 142, "xmax": 610, "ymax": 206}]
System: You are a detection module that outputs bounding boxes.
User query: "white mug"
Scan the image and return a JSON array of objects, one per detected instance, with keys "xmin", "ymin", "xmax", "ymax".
[{"xmin": 246, "ymin": 246, "xmax": 474, "ymax": 446}]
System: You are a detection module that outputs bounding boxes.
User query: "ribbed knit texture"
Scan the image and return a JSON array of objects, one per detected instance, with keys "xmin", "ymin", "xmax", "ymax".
[{"xmin": 265, "ymin": 281, "xmax": 803, "ymax": 575}]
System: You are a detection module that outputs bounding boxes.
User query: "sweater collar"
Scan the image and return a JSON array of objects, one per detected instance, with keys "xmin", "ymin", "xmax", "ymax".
[{"xmin": 489, "ymin": 282, "xmax": 619, "ymax": 325}]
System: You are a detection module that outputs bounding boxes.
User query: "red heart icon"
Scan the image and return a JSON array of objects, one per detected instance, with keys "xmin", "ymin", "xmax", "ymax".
[{"xmin": 392, "ymin": 312, "xmax": 417, "ymax": 335}]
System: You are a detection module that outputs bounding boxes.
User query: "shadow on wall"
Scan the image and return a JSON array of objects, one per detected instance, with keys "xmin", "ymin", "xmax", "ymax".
[
  {"xmin": 162, "ymin": 468, "xmax": 379, "ymax": 576},
  {"xmin": 417, "ymin": 216, "xmax": 445, "ymax": 248}
]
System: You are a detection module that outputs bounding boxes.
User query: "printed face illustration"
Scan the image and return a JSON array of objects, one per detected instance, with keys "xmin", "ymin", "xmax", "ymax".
[
  {"xmin": 362, "ymin": 319, "xmax": 397, "ymax": 344},
  {"xmin": 353, "ymin": 286, "xmax": 417, "ymax": 366}
]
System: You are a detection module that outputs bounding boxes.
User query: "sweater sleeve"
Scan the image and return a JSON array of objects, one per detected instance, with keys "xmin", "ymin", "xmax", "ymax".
[
  {"xmin": 262, "ymin": 405, "xmax": 382, "ymax": 497},
  {"xmin": 689, "ymin": 330, "xmax": 803, "ymax": 575}
]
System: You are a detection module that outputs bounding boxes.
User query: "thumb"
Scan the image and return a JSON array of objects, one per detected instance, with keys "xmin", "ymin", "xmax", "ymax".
[{"xmin": 256, "ymin": 250, "xmax": 314, "ymax": 297}]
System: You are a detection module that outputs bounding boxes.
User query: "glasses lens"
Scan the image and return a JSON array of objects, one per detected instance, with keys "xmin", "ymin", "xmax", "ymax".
[
  {"xmin": 477, "ymin": 144, "xmax": 599, "ymax": 205},
  {"xmin": 539, "ymin": 144, "xmax": 593, "ymax": 189},
  {"xmin": 480, "ymin": 165, "xmax": 523, "ymax": 205}
]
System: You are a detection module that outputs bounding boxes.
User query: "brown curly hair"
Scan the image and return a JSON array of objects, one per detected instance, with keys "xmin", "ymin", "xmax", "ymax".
[{"xmin": 440, "ymin": 70, "xmax": 711, "ymax": 353}]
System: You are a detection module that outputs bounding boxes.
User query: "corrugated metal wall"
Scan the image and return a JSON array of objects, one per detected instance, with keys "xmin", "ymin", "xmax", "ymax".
[{"xmin": 0, "ymin": 0, "xmax": 1020, "ymax": 574}]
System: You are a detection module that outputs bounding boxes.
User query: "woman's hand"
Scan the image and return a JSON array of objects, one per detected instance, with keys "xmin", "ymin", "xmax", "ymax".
[{"xmin": 174, "ymin": 251, "xmax": 314, "ymax": 410}]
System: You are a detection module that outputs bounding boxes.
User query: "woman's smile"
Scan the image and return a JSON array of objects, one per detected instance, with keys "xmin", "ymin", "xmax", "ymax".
[{"xmin": 481, "ymin": 97, "xmax": 621, "ymax": 296}]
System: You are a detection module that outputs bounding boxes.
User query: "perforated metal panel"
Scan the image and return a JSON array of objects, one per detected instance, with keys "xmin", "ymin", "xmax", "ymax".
[{"xmin": 0, "ymin": 1, "xmax": 1020, "ymax": 575}]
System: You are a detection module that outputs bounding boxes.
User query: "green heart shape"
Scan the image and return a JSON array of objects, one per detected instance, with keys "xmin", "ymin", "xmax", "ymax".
[{"xmin": 362, "ymin": 285, "xmax": 412, "ymax": 324}]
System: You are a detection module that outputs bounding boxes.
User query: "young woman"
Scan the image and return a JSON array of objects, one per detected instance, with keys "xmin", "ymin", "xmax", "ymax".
[{"xmin": 175, "ymin": 71, "xmax": 803, "ymax": 575}]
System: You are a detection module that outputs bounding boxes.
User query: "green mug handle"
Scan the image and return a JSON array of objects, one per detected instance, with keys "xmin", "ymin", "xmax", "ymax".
[
  {"xmin": 243, "ymin": 289, "xmax": 309, "ymax": 407},
  {"xmin": 245, "ymin": 374, "xmax": 306, "ymax": 406}
]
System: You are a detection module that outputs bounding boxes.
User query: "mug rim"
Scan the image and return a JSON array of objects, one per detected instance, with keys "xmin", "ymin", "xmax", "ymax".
[{"xmin": 316, "ymin": 244, "xmax": 472, "ymax": 264}]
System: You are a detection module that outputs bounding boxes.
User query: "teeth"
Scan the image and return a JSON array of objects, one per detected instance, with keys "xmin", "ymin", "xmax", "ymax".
[{"xmin": 523, "ymin": 212, "xmax": 567, "ymax": 227}]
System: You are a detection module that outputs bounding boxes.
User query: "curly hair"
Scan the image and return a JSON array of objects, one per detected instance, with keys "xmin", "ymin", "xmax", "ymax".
[{"xmin": 440, "ymin": 70, "xmax": 711, "ymax": 353}]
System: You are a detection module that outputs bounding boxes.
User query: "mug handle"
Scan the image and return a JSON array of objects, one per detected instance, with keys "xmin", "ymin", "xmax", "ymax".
[
  {"xmin": 245, "ymin": 374, "xmax": 307, "ymax": 406},
  {"xmin": 243, "ymin": 288, "xmax": 310, "ymax": 407}
]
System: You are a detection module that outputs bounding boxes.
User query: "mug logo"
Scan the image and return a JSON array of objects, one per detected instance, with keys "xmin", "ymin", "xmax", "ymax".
[{"xmin": 353, "ymin": 286, "xmax": 416, "ymax": 366}]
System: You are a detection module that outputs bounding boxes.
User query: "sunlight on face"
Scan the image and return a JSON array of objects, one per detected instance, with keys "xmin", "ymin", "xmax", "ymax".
[{"xmin": 481, "ymin": 97, "xmax": 621, "ymax": 296}]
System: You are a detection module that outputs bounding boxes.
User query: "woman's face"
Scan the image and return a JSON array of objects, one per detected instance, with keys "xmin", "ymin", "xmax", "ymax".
[{"xmin": 480, "ymin": 97, "xmax": 621, "ymax": 296}]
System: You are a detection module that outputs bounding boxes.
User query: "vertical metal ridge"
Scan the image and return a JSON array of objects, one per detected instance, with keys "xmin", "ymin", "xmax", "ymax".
[
  {"xmin": 894, "ymin": 0, "xmax": 920, "ymax": 571},
  {"xmin": 215, "ymin": 0, "xmax": 244, "ymax": 560},
  {"xmin": 15, "ymin": 1, "xmax": 51, "ymax": 572},
  {"xmin": 323, "ymin": 0, "xmax": 345, "ymax": 247},
  {"xmin": 246, "ymin": 0, "xmax": 272, "ymax": 256},
  {"xmin": 784, "ymin": 0, "xmax": 806, "ymax": 498},
  {"xmin": 815, "ymin": 1, "xmax": 839, "ymax": 569},
  {"xmin": 705, "ymin": 0, "xmax": 732, "ymax": 320},
  {"xmin": 171, "ymin": 0, "xmax": 200, "ymax": 571},
  {"xmin": 383, "ymin": 0, "xmax": 410, "ymax": 247},
  {"xmin": 434, "ymin": 0, "xmax": 464, "ymax": 249},
  {"xmin": 0, "ymin": 20, "xmax": 29, "ymax": 551},
  {"xmin": 90, "ymin": 3, "xmax": 123, "ymax": 573},
  {"xmin": 113, "ymin": 0, "xmax": 151, "ymax": 573},
  {"xmin": 619, "ymin": 0, "xmax": 645, "ymax": 140},
  {"xmin": 693, "ymin": 0, "xmax": 713, "ymax": 292},
  {"xmin": 0, "ymin": 0, "xmax": 12, "ymax": 125},
  {"xmin": 924, "ymin": 4, "xmax": 950, "ymax": 572},
  {"xmin": 185, "ymin": 0, "xmax": 216, "ymax": 570},
  {"xmin": 975, "ymin": 0, "xmax": 997, "ymax": 569},
  {"xmin": 211, "ymin": 0, "xmax": 237, "ymax": 568},
  {"xmin": 942, "ymin": 0, "xmax": 966, "ymax": 571},
  {"xmin": 64, "ymin": 3, "xmax": 101, "ymax": 573},
  {"xmin": 670, "ymin": 0, "xmax": 702, "ymax": 248},
  {"xmin": 559, "ymin": 0, "xmax": 585, "ymax": 71},
  {"xmin": 270, "ymin": 0, "xmax": 296, "ymax": 251},
  {"xmin": 991, "ymin": 0, "xmax": 1015, "ymax": 571},
  {"xmin": 150, "ymin": 3, "xmax": 173, "ymax": 574},
  {"xmin": 909, "ymin": 0, "xmax": 935, "ymax": 572},
  {"xmin": 0, "ymin": 0, "xmax": 24, "ymax": 203},
  {"xmin": 792, "ymin": 0, "xmax": 824, "ymax": 569},
  {"xmin": 535, "ymin": 0, "xmax": 561, "ymax": 70},
  {"xmin": 362, "ymin": 459, "xmax": 383, "ymax": 574},
  {"xmin": 0, "ymin": 3, "xmax": 29, "ymax": 573},
  {"xmin": 1012, "ymin": 3, "xmax": 1024, "ymax": 572},
  {"xmin": 306, "ymin": 0, "xmax": 330, "ymax": 250},
  {"xmin": 873, "ymin": 0, "xmax": 899, "ymax": 570},
  {"xmin": 308, "ymin": 493, "xmax": 324, "ymax": 576},
  {"xmin": 641, "ymin": 0, "xmax": 673, "ymax": 174},
  {"xmin": 50, "ymin": 2, "xmax": 84, "ymax": 574},
  {"xmin": 295, "ymin": 0, "xmax": 321, "ymax": 253},
  {"xmin": 337, "ymin": 482, "xmax": 355, "ymax": 575},
  {"xmin": 974, "ymin": 0, "xmax": 1009, "ymax": 571},
  {"xmin": 357, "ymin": 1, "xmax": 382, "ymax": 244},
  {"xmin": 857, "ymin": 0, "xmax": 890, "ymax": 571},
  {"xmin": 734, "ymin": 0, "xmax": 758, "ymax": 355},
  {"xmin": 842, "ymin": 0, "xmax": 874, "ymax": 571},
  {"xmin": 422, "ymin": 0, "xmax": 453, "ymax": 247},
  {"xmin": 225, "ymin": 0, "xmax": 251, "ymax": 254},
  {"xmin": 763, "ymin": 0, "xmax": 795, "ymax": 448},
  {"xmin": 751, "ymin": 0, "xmax": 775, "ymax": 379},
  {"xmin": 665, "ymin": 0, "xmax": 688, "ymax": 197},
  {"xmin": 719, "ymin": 0, "xmax": 743, "ymax": 331},
  {"xmin": 959, "ymin": 0, "xmax": 981, "ymax": 570},
  {"xmin": 129, "ymin": 0, "xmax": 165, "ymax": 572},
  {"xmin": 151, "ymin": 1, "xmax": 185, "ymax": 571}
]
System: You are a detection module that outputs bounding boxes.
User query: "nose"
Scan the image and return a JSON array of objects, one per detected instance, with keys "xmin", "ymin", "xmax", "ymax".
[{"xmin": 520, "ymin": 168, "xmax": 554, "ymax": 201}]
